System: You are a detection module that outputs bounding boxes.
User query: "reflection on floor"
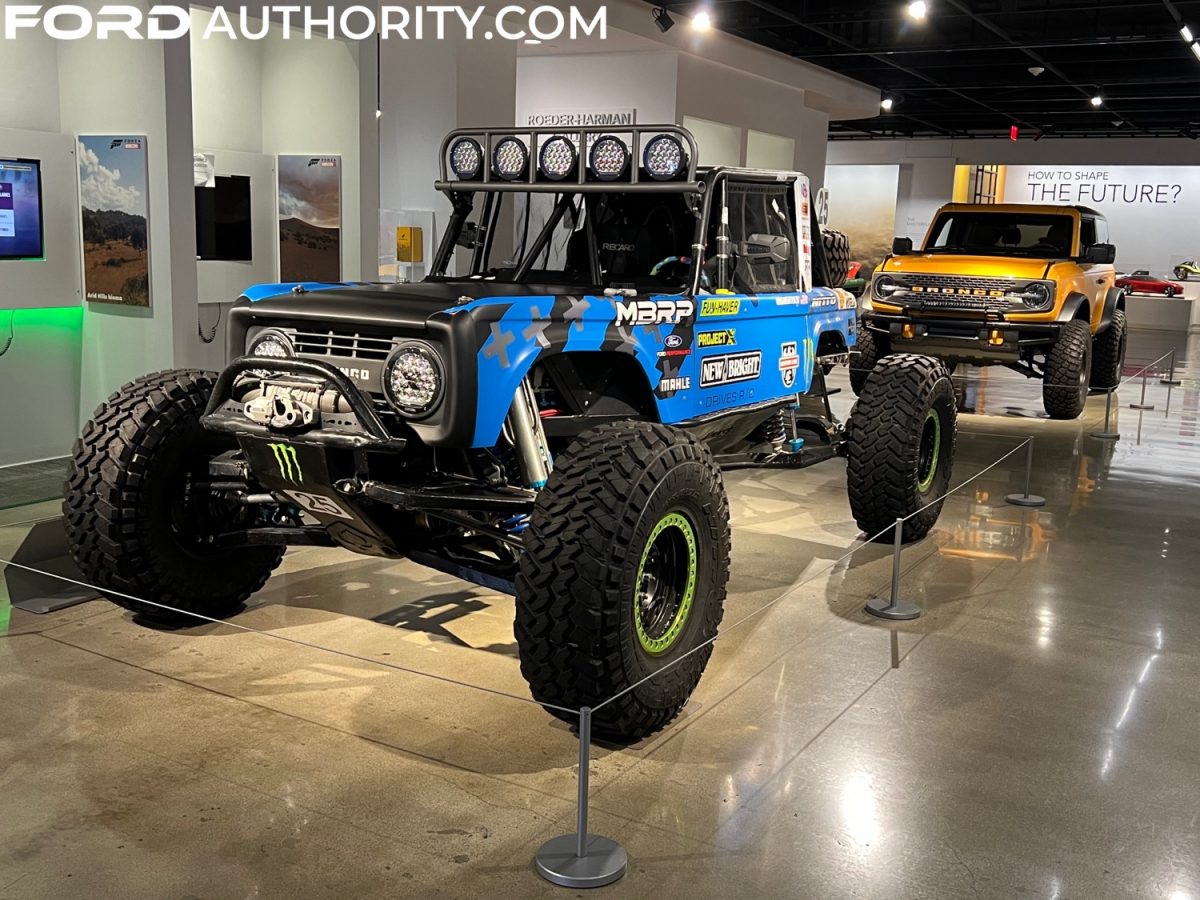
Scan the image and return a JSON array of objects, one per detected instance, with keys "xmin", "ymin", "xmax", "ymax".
[{"xmin": 2, "ymin": 334, "xmax": 1199, "ymax": 898}]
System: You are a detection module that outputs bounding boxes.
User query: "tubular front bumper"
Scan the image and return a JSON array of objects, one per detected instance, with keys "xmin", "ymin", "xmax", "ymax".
[{"xmin": 201, "ymin": 356, "xmax": 406, "ymax": 450}]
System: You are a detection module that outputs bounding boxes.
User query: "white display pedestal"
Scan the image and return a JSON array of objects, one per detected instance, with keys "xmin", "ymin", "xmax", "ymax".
[{"xmin": 1125, "ymin": 294, "xmax": 1194, "ymax": 332}]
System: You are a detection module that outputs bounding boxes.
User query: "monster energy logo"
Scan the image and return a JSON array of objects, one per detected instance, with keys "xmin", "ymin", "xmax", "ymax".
[{"xmin": 268, "ymin": 443, "xmax": 302, "ymax": 483}]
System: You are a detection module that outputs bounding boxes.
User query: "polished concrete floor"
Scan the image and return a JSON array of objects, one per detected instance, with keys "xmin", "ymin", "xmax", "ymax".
[{"xmin": 2, "ymin": 333, "xmax": 1199, "ymax": 899}]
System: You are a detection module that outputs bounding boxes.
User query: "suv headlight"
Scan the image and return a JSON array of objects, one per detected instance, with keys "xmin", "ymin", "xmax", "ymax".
[
  {"xmin": 1020, "ymin": 282, "xmax": 1054, "ymax": 310},
  {"xmin": 248, "ymin": 329, "xmax": 294, "ymax": 358},
  {"xmin": 384, "ymin": 343, "xmax": 444, "ymax": 416},
  {"xmin": 874, "ymin": 275, "xmax": 900, "ymax": 300}
]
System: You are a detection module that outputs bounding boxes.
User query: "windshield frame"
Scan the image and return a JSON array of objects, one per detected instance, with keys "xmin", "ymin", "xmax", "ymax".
[{"xmin": 923, "ymin": 210, "xmax": 1079, "ymax": 259}]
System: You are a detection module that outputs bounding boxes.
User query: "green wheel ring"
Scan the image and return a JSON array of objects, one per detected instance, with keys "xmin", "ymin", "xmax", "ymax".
[
  {"xmin": 634, "ymin": 512, "xmax": 699, "ymax": 656},
  {"xmin": 917, "ymin": 408, "xmax": 942, "ymax": 494}
]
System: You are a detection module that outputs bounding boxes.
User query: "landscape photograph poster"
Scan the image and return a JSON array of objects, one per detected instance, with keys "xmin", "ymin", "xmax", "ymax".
[
  {"xmin": 78, "ymin": 136, "xmax": 151, "ymax": 306},
  {"xmin": 278, "ymin": 154, "xmax": 341, "ymax": 281},
  {"xmin": 823, "ymin": 164, "xmax": 900, "ymax": 277}
]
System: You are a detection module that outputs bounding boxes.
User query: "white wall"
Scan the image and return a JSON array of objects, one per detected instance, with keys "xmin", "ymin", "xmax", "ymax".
[
  {"xmin": 0, "ymin": 27, "xmax": 61, "ymax": 133},
  {"xmin": 189, "ymin": 8, "xmax": 263, "ymax": 154}
]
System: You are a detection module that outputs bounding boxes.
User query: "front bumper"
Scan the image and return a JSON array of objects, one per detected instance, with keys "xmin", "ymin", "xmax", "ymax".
[{"xmin": 863, "ymin": 311, "xmax": 1065, "ymax": 363}]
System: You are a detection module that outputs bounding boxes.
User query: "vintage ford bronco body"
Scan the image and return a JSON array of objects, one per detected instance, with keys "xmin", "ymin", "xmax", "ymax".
[
  {"xmin": 64, "ymin": 126, "xmax": 956, "ymax": 738},
  {"xmin": 858, "ymin": 203, "xmax": 1127, "ymax": 419}
]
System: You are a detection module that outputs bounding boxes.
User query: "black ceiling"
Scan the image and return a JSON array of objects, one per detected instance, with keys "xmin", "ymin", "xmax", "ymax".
[{"xmin": 648, "ymin": 0, "xmax": 1200, "ymax": 139}]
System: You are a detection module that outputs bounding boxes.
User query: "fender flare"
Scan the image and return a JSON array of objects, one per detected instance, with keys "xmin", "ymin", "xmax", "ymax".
[
  {"xmin": 1055, "ymin": 292, "xmax": 1091, "ymax": 324},
  {"xmin": 1097, "ymin": 287, "xmax": 1126, "ymax": 332}
]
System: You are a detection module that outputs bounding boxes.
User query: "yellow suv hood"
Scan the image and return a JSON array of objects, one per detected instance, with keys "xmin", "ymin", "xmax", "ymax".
[{"xmin": 878, "ymin": 254, "xmax": 1053, "ymax": 280}]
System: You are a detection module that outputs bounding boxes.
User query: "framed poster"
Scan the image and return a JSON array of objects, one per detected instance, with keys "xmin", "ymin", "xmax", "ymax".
[
  {"xmin": 278, "ymin": 155, "xmax": 341, "ymax": 282},
  {"xmin": 78, "ymin": 136, "xmax": 151, "ymax": 307},
  {"xmin": 823, "ymin": 164, "xmax": 901, "ymax": 277}
]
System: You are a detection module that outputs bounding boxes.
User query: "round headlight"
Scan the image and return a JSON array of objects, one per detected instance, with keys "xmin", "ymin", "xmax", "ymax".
[
  {"xmin": 874, "ymin": 275, "xmax": 899, "ymax": 299},
  {"xmin": 1022, "ymin": 283, "xmax": 1052, "ymax": 309},
  {"xmin": 385, "ymin": 343, "xmax": 443, "ymax": 416},
  {"xmin": 449, "ymin": 137, "xmax": 483, "ymax": 180},
  {"xmin": 643, "ymin": 134, "xmax": 686, "ymax": 181},
  {"xmin": 492, "ymin": 137, "xmax": 529, "ymax": 181},
  {"xmin": 588, "ymin": 135, "xmax": 629, "ymax": 181},
  {"xmin": 538, "ymin": 135, "xmax": 577, "ymax": 181},
  {"xmin": 249, "ymin": 330, "xmax": 293, "ymax": 359}
]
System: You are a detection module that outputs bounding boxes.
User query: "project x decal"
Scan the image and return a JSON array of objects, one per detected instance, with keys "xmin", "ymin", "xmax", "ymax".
[
  {"xmin": 269, "ymin": 443, "xmax": 303, "ymax": 483},
  {"xmin": 697, "ymin": 329, "xmax": 736, "ymax": 348},
  {"xmin": 700, "ymin": 351, "xmax": 762, "ymax": 388}
]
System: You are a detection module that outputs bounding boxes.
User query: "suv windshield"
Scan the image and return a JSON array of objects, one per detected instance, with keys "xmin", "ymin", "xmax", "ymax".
[{"xmin": 925, "ymin": 211, "xmax": 1076, "ymax": 258}]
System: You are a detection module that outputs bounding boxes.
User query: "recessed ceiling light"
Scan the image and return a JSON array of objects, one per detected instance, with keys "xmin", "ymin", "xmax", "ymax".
[
  {"xmin": 907, "ymin": 1, "xmax": 929, "ymax": 20},
  {"xmin": 1091, "ymin": 95, "xmax": 1104, "ymax": 107},
  {"xmin": 1181, "ymin": 25, "xmax": 1194, "ymax": 42},
  {"xmin": 881, "ymin": 97, "xmax": 895, "ymax": 111},
  {"xmin": 1192, "ymin": 42, "xmax": 1200, "ymax": 62},
  {"xmin": 692, "ymin": 10, "xmax": 713, "ymax": 31}
]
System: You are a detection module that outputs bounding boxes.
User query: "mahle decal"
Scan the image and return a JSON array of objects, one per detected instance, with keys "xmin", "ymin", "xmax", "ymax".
[
  {"xmin": 268, "ymin": 443, "xmax": 302, "ymax": 483},
  {"xmin": 614, "ymin": 298, "xmax": 695, "ymax": 327},
  {"xmin": 700, "ymin": 298, "xmax": 742, "ymax": 317},
  {"xmin": 657, "ymin": 376, "xmax": 691, "ymax": 394},
  {"xmin": 697, "ymin": 329, "xmax": 736, "ymax": 348}
]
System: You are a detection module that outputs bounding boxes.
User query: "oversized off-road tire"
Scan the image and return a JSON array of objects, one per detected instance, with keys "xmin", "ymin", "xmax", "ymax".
[
  {"xmin": 63, "ymin": 370, "xmax": 284, "ymax": 623},
  {"xmin": 819, "ymin": 228, "xmax": 851, "ymax": 287},
  {"xmin": 515, "ymin": 421, "xmax": 730, "ymax": 739},
  {"xmin": 1090, "ymin": 308, "xmax": 1127, "ymax": 390},
  {"xmin": 849, "ymin": 326, "xmax": 889, "ymax": 396},
  {"xmin": 847, "ymin": 354, "xmax": 957, "ymax": 543},
  {"xmin": 1043, "ymin": 320, "xmax": 1093, "ymax": 420}
]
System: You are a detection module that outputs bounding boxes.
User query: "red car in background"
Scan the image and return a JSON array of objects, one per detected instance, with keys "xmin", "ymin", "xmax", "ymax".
[{"xmin": 1116, "ymin": 270, "xmax": 1185, "ymax": 297}]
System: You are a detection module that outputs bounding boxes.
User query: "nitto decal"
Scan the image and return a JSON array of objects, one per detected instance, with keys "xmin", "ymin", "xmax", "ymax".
[
  {"xmin": 268, "ymin": 443, "xmax": 302, "ymax": 483},
  {"xmin": 657, "ymin": 376, "xmax": 692, "ymax": 394},
  {"xmin": 700, "ymin": 298, "xmax": 742, "ymax": 317},
  {"xmin": 614, "ymin": 298, "xmax": 695, "ymax": 327},
  {"xmin": 779, "ymin": 341, "xmax": 800, "ymax": 389},
  {"xmin": 697, "ymin": 329, "xmax": 736, "ymax": 348},
  {"xmin": 700, "ymin": 351, "xmax": 762, "ymax": 388},
  {"xmin": 284, "ymin": 490, "xmax": 354, "ymax": 520}
]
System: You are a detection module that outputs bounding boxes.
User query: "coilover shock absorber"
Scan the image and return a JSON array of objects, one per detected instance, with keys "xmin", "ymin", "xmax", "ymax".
[{"xmin": 754, "ymin": 410, "xmax": 787, "ymax": 450}]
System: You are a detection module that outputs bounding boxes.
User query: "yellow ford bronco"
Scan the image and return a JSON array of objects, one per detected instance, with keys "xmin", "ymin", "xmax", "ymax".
[{"xmin": 856, "ymin": 203, "xmax": 1126, "ymax": 419}]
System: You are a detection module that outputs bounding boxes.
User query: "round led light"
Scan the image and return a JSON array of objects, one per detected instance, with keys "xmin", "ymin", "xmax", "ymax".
[
  {"xmin": 538, "ymin": 135, "xmax": 577, "ymax": 181},
  {"xmin": 643, "ymin": 134, "xmax": 686, "ymax": 181},
  {"xmin": 874, "ymin": 275, "xmax": 899, "ymax": 299},
  {"xmin": 588, "ymin": 134, "xmax": 630, "ymax": 181},
  {"xmin": 449, "ymin": 137, "xmax": 483, "ymax": 180},
  {"xmin": 249, "ymin": 330, "xmax": 293, "ymax": 359},
  {"xmin": 385, "ymin": 343, "xmax": 443, "ymax": 415},
  {"xmin": 1022, "ymin": 282, "xmax": 1052, "ymax": 309},
  {"xmin": 492, "ymin": 137, "xmax": 529, "ymax": 181}
]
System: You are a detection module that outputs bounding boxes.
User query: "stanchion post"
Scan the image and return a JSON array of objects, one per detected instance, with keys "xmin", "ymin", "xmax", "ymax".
[
  {"xmin": 1129, "ymin": 367, "xmax": 1155, "ymax": 411},
  {"xmin": 865, "ymin": 519, "xmax": 923, "ymax": 621},
  {"xmin": 1006, "ymin": 439, "xmax": 1046, "ymax": 508},
  {"xmin": 535, "ymin": 707, "xmax": 628, "ymax": 888},
  {"xmin": 1160, "ymin": 348, "xmax": 1182, "ymax": 387},
  {"xmin": 1090, "ymin": 388, "xmax": 1120, "ymax": 441}
]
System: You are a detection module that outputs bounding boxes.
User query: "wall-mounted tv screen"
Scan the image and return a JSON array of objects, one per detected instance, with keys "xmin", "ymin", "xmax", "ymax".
[
  {"xmin": 0, "ymin": 158, "xmax": 45, "ymax": 260},
  {"xmin": 195, "ymin": 174, "xmax": 252, "ymax": 261}
]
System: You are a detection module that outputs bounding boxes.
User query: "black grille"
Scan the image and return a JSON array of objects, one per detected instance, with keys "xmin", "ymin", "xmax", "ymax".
[
  {"xmin": 287, "ymin": 329, "xmax": 396, "ymax": 361},
  {"xmin": 900, "ymin": 274, "xmax": 1019, "ymax": 293}
]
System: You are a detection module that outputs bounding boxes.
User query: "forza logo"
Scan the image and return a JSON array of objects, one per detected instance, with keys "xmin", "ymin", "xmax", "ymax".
[
  {"xmin": 614, "ymin": 298, "xmax": 695, "ymax": 326},
  {"xmin": 268, "ymin": 443, "xmax": 302, "ymax": 484},
  {"xmin": 700, "ymin": 351, "xmax": 762, "ymax": 388}
]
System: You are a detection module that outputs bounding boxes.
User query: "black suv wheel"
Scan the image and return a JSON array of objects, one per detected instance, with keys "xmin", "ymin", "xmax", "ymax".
[
  {"xmin": 514, "ymin": 421, "xmax": 730, "ymax": 739},
  {"xmin": 1043, "ymin": 320, "xmax": 1093, "ymax": 419}
]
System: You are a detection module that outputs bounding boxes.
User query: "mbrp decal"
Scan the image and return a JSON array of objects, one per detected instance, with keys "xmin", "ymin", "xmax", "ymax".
[
  {"xmin": 697, "ymin": 329, "xmax": 736, "ymax": 348},
  {"xmin": 700, "ymin": 351, "xmax": 762, "ymax": 388},
  {"xmin": 614, "ymin": 298, "xmax": 695, "ymax": 326}
]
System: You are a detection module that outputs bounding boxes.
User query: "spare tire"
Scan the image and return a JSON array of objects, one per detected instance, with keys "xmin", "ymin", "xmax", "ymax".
[{"xmin": 818, "ymin": 228, "xmax": 852, "ymax": 288}]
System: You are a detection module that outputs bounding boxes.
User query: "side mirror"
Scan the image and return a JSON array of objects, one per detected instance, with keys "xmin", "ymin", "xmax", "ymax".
[
  {"xmin": 892, "ymin": 237, "xmax": 914, "ymax": 256},
  {"xmin": 739, "ymin": 234, "xmax": 791, "ymax": 264},
  {"xmin": 1084, "ymin": 243, "xmax": 1116, "ymax": 265}
]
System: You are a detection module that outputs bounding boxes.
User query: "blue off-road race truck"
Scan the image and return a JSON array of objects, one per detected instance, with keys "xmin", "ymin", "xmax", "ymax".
[{"xmin": 64, "ymin": 126, "xmax": 956, "ymax": 738}]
